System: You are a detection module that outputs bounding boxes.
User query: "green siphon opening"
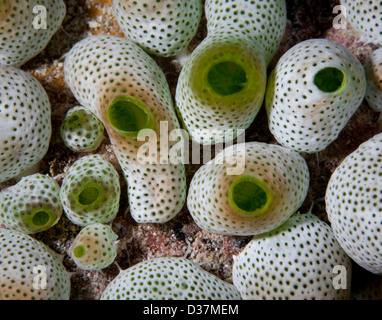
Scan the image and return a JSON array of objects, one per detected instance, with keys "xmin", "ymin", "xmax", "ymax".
[
  {"xmin": 231, "ymin": 181, "xmax": 267, "ymax": 211},
  {"xmin": 314, "ymin": 67, "xmax": 345, "ymax": 93},
  {"xmin": 107, "ymin": 96, "xmax": 154, "ymax": 137},
  {"xmin": 207, "ymin": 61, "xmax": 248, "ymax": 96},
  {"xmin": 32, "ymin": 211, "xmax": 50, "ymax": 226},
  {"xmin": 78, "ymin": 186, "xmax": 100, "ymax": 206},
  {"xmin": 228, "ymin": 175, "xmax": 273, "ymax": 216},
  {"xmin": 73, "ymin": 245, "xmax": 86, "ymax": 258}
]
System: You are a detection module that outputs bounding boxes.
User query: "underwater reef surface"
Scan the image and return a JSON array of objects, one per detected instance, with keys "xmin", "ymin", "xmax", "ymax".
[{"xmin": 0, "ymin": 0, "xmax": 381, "ymax": 300}]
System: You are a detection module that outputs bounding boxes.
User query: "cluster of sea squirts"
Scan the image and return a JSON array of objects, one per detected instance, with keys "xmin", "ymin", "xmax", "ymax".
[{"xmin": 0, "ymin": 0, "xmax": 381, "ymax": 300}]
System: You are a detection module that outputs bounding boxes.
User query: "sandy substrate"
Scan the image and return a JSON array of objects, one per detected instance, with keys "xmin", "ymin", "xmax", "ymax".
[{"xmin": 0, "ymin": 0, "xmax": 381, "ymax": 300}]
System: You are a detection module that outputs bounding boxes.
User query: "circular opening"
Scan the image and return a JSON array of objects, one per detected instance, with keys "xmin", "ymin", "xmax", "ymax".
[
  {"xmin": 314, "ymin": 67, "xmax": 345, "ymax": 93},
  {"xmin": 73, "ymin": 245, "xmax": 86, "ymax": 258},
  {"xmin": 229, "ymin": 176, "xmax": 273, "ymax": 216},
  {"xmin": 32, "ymin": 211, "xmax": 50, "ymax": 226},
  {"xmin": 78, "ymin": 186, "xmax": 100, "ymax": 206},
  {"xmin": 107, "ymin": 96, "xmax": 153, "ymax": 137},
  {"xmin": 232, "ymin": 181, "xmax": 267, "ymax": 211},
  {"xmin": 207, "ymin": 61, "xmax": 248, "ymax": 96}
]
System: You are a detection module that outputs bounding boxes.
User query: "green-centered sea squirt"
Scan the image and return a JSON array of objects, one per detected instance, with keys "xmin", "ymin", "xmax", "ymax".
[
  {"xmin": 64, "ymin": 35, "xmax": 187, "ymax": 223},
  {"xmin": 0, "ymin": 174, "xmax": 62, "ymax": 234},
  {"xmin": 60, "ymin": 106, "xmax": 104, "ymax": 153},
  {"xmin": 69, "ymin": 223, "xmax": 118, "ymax": 271},
  {"xmin": 175, "ymin": 0, "xmax": 286, "ymax": 145},
  {"xmin": 60, "ymin": 154, "xmax": 121, "ymax": 227},
  {"xmin": 176, "ymin": 32, "xmax": 266, "ymax": 145},
  {"xmin": 187, "ymin": 141, "xmax": 310, "ymax": 236},
  {"xmin": 265, "ymin": 38, "xmax": 366, "ymax": 153}
]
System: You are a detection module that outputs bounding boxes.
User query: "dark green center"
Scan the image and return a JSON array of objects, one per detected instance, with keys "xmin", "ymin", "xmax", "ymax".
[
  {"xmin": 107, "ymin": 96, "xmax": 152, "ymax": 136},
  {"xmin": 207, "ymin": 61, "xmax": 248, "ymax": 96},
  {"xmin": 314, "ymin": 67, "xmax": 345, "ymax": 93},
  {"xmin": 32, "ymin": 211, "xmax": 50, "ymax": 226},
  {"xmin": 231, "ymin": 180, "xmax": 268, "ymax": 212},
  {"xmin": 78, "ymin": 186, "xmax": 100, "ymax": 206},
  {"xmin": 73, "ymin": 245, "xmax": 86, "ymax": 258},
  {"xmin": 66, "ymin": 114, "xmax": 80, "ymax": 126}
]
